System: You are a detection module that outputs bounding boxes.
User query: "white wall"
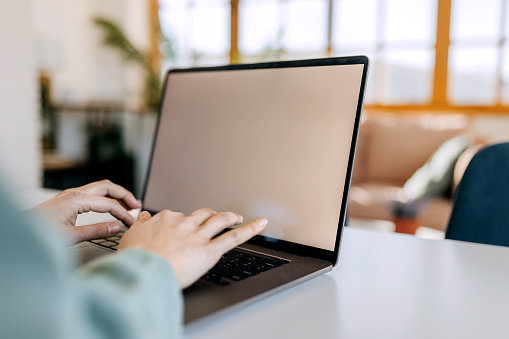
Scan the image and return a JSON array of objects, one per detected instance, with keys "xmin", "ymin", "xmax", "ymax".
[
  {"xmin": 0, "ymin": 0, "xmax": 40, "ymax": 190},
  {"xmin": 33, "ymin": 0, "xmax": 148, "ymax": 106}
]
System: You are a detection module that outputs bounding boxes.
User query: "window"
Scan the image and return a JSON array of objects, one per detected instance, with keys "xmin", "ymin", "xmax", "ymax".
[
  {"xmin": 159, "ymin": 0, "xmax": 230, "ymax": 67},
  {"xmin": 239, "ymin": 0, "xmax": 281, "ymax": 62},
  {"xmin": 332, "ymin": 0, "xmax": 438, "ymax": 105},
  {"xmin": 157, "ymin": 0, "xmax": 509, "ymax": 111},
  {"xmin": 449, "ymin": 0, "xmax": 506, "ymax": 105},
  {"xmin": 239, "ymin": 0, "xmax": 329, "ymax": 63}
]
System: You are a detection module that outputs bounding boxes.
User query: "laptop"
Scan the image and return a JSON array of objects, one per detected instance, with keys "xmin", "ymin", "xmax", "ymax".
[{"xmin": 73, "ymin": 56, "xmax": 369, "ymax": 328}]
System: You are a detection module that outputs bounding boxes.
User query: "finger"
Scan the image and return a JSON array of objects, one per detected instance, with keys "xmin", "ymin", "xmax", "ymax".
[
  {"xmin": 72, "ymin": 222, "xmax": 121, "ymax": 243},
  {"xmin": 198, "ymin": 212, "xmax": 244, "ymax": 239},
  {"xmin": 188, "ymin": 208, "xmax": 218, "ymax": 225},
  {"xmin": 118, "ymin": 200, "xmax": 131, "ymax": 210},
  {"xmin": 210, "ymin": 218, "xmax": 267, "ymax": 255},
  {"xmin": 76, "ymin": 193, "xmax": 135, "ymax": 226},
  {"xmin": 79, "ymin": 180, "xmax": 140, "ymax": 210},
  {"xmin": 137, "ymin": 211, "xmax": 152, "ymax": 222}
]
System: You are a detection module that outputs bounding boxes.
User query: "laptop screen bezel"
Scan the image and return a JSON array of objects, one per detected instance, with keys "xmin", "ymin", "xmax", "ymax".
[{"xmin": 141, "ymin": 56, "xmax": 369, "ymax": 266}]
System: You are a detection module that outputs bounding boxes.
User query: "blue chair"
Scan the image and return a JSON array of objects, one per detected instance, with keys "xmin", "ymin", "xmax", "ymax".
[{"xmin": 445, "ymin": 142, "xmax": 509, "ymax": 247}]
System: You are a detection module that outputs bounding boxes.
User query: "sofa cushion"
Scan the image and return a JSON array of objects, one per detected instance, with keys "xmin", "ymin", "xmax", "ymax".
[
  {"xmin": 364, "ymin": 114, "xmax": 469, "ymax": 183},
  {"xmin": 403, "ymin": 135, "xmax": 472, "ymax": 201}
]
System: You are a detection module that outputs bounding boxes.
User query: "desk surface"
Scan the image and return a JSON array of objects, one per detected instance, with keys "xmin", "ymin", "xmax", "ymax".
[{"xmin": 21, "ymin": 189, "xmax": 509, "ymax": 339}]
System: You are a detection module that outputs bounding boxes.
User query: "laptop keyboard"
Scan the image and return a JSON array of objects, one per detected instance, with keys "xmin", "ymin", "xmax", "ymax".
[
  {"xmin": 201, "ymin": 249, "xmax": 289, "ymax": 286},
  {"xmin": 89, "ymin": 230, "xmax": 125, "ymax": 250},
  {"xmin": 89, "ymin": 232, "xmax": 289, "ymax": 286}
]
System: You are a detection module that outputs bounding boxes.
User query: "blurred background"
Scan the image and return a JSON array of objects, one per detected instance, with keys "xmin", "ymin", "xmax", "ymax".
[{"xmin": 1, "ymin": 0, "xmax": 509, "ymax": 238}]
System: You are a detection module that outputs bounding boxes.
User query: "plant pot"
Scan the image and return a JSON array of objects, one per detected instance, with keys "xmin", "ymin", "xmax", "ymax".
[{"xmin": 392, "ymin": 216, "xmax": 420, "ymax": 235}]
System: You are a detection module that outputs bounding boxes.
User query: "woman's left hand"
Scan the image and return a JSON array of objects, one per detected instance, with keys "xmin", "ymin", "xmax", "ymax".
[{"xmin": 27, "ymin": 180, "xmax": 140, "ymax": 245}]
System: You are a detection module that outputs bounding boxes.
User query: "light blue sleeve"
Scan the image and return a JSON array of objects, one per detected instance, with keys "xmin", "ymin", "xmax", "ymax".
[
  {"xmin": 71, "ymin": 249, "xmax": 183, "ymax": 339},
  {"xmin": 0, "ymin": 183, "xmax": 183, "ymax": 339}
]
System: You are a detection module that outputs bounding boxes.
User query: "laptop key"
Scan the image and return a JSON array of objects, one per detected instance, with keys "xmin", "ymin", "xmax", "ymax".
[
  {"xmin": 201, "ymin": 273, "xmax": 231, "ymax": 286},
  {"xmin": 210, "ymin": 267, "xmax": 249, "ymax": 281},
  {"xmin": 231, "ymin": 267, "xmax": 256, "ymax": 276},
  {"xmin": 229, "ymin": 273, "xmax": 249, "ymax": 281},
  {"xmin": 252, "ymin": 265, "xmax": 271, "ymax": 272},
  {"xmin": 106, "ymin": 236, "xmax": 121, "ymax": 241},
  {"xmin": 217, "ymin": 262, "xmax": 235, "ymax": 269}
]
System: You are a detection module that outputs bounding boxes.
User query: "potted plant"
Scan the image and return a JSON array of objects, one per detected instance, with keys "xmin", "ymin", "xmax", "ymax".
[{"xmin": 392, "ymin": 200, "xmax": 421, "ymax": 235}]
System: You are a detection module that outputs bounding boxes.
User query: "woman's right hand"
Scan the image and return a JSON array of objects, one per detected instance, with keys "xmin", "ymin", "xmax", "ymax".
[{"xmin": 118, "ymin": 208, "xmax": 267, "ymax": 289}]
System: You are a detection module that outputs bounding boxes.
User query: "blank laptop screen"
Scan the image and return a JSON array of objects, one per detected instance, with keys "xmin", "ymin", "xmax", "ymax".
[{"xmin": 144, "ymin": 64, "xmax": 364, "ymax": 251}]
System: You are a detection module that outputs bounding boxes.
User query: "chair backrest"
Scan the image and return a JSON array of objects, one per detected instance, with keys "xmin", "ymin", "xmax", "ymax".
[{"xmin": 445, "ymin": 142, "xmax": 509, "ymax": 246}]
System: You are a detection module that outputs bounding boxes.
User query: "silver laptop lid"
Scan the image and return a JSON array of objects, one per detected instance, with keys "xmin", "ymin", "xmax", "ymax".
[{"xmin": 142, "ymin": 56, "xmax": 368, "ymax": 264}]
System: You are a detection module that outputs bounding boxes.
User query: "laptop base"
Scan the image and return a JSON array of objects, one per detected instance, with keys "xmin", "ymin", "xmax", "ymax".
[{"xmin": 184, "ymin": 242, "xmax": 332, "ymax": 327}]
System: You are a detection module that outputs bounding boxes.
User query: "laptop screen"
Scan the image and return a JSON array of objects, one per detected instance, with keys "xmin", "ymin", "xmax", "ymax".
[{"xmin": 143, "ymin": 60, "xmax": 365, "ymax": 251}]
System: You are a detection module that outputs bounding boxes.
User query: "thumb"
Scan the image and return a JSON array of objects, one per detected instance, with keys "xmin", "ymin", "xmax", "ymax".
[
  {"xmin": 137, "ymin": 211, "xmax": 152, "ymax": 222},
  {"xmin": 72, "ymin": 222, "xmax": 121, "ymax": 243}
]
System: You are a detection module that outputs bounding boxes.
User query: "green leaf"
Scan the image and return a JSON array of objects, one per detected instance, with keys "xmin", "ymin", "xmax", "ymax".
[{"xmin": 93, "ymin": 17, "xmax": 151, "ymax": 71}]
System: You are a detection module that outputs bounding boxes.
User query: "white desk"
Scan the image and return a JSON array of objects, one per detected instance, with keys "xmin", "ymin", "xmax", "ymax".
[{"xmin": 22, "ymin": 189, "xmax": 509, "ymax": 339}]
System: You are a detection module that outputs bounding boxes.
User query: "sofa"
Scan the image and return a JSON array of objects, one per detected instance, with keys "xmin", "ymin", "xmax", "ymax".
[{"xmin": 348, "ymin": 112, "xmax": 475, "ymax": 232}]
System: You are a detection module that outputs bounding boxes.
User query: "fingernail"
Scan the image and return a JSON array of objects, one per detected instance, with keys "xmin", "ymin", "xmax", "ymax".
[
  {"xmin": 257, "ymin": 218, "xmax": 268, "ymax": 228},
  {"xmin": 108, "ymin": 223, "xmax": 121, "ymax": 235},
  {"xmin": 237, "ymin": 214, "xmax": 244, "ymax": 222}
]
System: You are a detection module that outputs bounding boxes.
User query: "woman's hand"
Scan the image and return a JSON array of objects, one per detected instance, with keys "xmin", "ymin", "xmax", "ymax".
[
  {"xmin": 28, "ymin": 180, "xmax": 140, "ymax": 245},
  {"xmin": 118, "ymin": 208, "xmax": 267, "ymax": 289}
]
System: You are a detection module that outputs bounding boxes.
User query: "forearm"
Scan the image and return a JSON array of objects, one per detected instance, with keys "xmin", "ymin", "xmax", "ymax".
[{"xmin": 72, "ymin": 249, "xmax": 183, "ymax": 339}]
